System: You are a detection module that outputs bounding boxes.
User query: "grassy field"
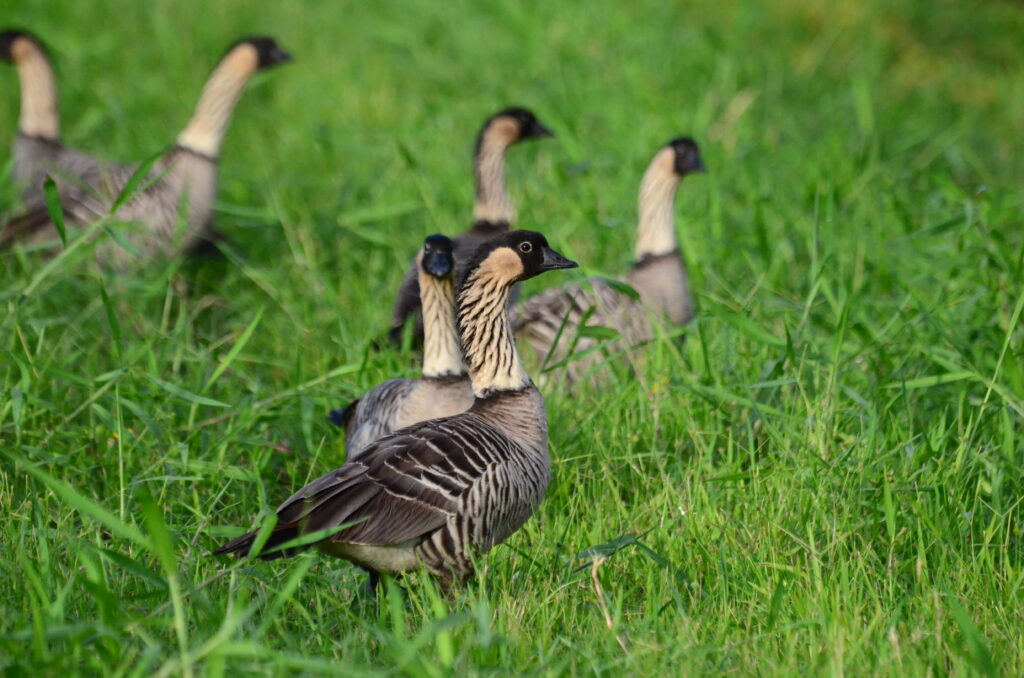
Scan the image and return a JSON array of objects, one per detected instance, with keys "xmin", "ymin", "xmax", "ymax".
[{"xmin": 2, "ymin": 0, "xmax": 1023, "ymax": 674}]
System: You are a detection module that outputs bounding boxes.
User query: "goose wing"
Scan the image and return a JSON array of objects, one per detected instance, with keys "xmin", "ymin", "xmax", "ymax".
[
  {"xmin": 0, "ymin": 205, "xmax": 55, "ymax": 248},
  {"xmin": 218, "ymin": 416, "xmax": 499, "ymax": 558},
  {"xmin": 514, "ymin": 276, "xmax": 636, "ymax": 331},
  {"xmin": 342, "ymin": 377, "xmax": 418, "ymax": 460},
  {"xmin": 45, "ymin": 159, "xmax": 141, "ymax": 222},
  {"xmin": 286, "ymin": 423, "xmax": 478, "ymax": 544},
  {"xmin": 514, "ymin": 280, "xmax": 593, "ymax": 334},
  {"xmin": 2, "ymin": 159, "xmax": 142, "ymax": 247}
]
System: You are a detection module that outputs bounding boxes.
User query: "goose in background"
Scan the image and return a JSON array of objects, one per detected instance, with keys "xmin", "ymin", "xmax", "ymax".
[
  {"xmin": 216, "ymin": 231, "xmax": 578, "ymax": 590},
  {"xmin": 0, "ymin": 35, "xmax": 291, "ymax": 264},
  {"xmin": 0, "ymin": 29, "xmax": 97, "ymax": 198},
  {"xmin": 388, "ymin": 107, "xmax": 553, "ymax": 343},
  {"xmin": 330, "ymin": 234, "xmax": 474, "ymax": 459},
  {"xmin": 513, "ymin": 138, "xmax": 705, "ymax": 380}
]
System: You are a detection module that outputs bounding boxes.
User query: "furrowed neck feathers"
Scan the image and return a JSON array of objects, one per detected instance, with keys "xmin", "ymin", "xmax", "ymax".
[
  {"xmin": 458, "ymin": 248, "xmax": 530, "ymax": 397},
  {"xmin": 12, "ymin": 37, "xmax": 58, "ymax": 139},
  {"xmin": 176, "ymin": 44, "xmax": 259, "ymax": 158},
  {"xmin": 472, "ymin": 117, "xmax": 519, "ymax": 226},
  {"xmin": 420, "ymin": 270, "xmax": 466, "ymax": 378},
  {"xmin": 634, "ymin": 147, "xmax": 681, "ymax": 260}
]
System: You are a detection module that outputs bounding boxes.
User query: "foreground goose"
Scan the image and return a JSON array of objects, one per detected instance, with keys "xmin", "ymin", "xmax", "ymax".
[
  {"xmin": 330, "ymin": 234, "xmax": 474, "ymax": 459},
  {"xmin": 216, "ymin": 231, "xmax": 578, "ymax": 588},
  {"xmin": 513, "ymin": 138, "xmax": 705, "ymax": 380},
  {"xmin": 388, "ymin": 107, "xmax": 553, "ymax": 343},
  {"xmin": 0, "ymin": 36, "xmax": 291, "ymax": 262}
]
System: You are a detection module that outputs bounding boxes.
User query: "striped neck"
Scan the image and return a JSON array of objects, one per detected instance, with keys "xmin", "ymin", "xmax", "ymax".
[
  {"xmin": 634, "ymin": 147, "xmax": 681, "ymax": 260},
  {"xmin": 458, "ymin": 256, "xmax": 530, "ymax": 397},
  {"xmin": 176, "ymin": 44, "xmax": 259, "ymax": 158},
  {"xmin": 420, "ymin": 271, "xmax": 467, "ymax": 379},
  {"xmin": 472, "ymin": 117, "xmax": 519, "ymax": 225},
  {"xmin": 12, "ymin": 37, "xmax": 59, "ymax": 140}
]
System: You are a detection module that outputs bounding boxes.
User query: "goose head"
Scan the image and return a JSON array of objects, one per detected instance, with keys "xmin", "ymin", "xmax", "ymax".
[
  {"xmin": 229, "ymin": 36, "xmax": 292, "ymax": 70},
  {"xmin": 478, "ymin": 107, "xmax": 554, "ymax": 150},
  {"xmin": 498, "ymin": 107, "xmax": 555, "ymax": 141},
  {"xmin": 668, "ymin": 137, "xmax": 705, "ymax": 176},
  {"xmin": 419, "ymin": 234, "xmax": 456, "ymax": 279},
  {"xmin": 0, "ymin": 29, "xmax": 45, "ymax": 63},
  {"xmin": 466, "ymin": 230, "xmax": 577, "ymax": 289}
]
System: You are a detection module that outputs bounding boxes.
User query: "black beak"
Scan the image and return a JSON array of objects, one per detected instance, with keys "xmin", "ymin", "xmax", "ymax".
[
  {"xmin": 423, "ymin": 250, "xmax": 454, "ymax": 278},
  {"xmin": 540, "ymin": 246, "xmax": 578, "ymax": 271},
  {"xmin": 685, "ymin": 153, "xmax": 707, "ymax": 174},
  {"xmin": 528, "ymin": 120, "xmax": 555, "ymax": 139},
  {"xmin": 268, "ymin": 46, "xmax": 293, "ymax": 67}
]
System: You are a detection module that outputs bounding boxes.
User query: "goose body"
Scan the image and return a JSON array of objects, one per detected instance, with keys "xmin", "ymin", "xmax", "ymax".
[
  {"xmin": 1, "ymin": 35, "xmax": 291, "ymax": 263},
  {"xmin": 216, "ymin": 231, "xmax": 578, "ymax": 585},
  {"xmin": 513, "ymin": 138, "xmax": 705, "ymax": 379},
  {"xmin": 332, "ymin": 234, "xmax": 474, "ymax": 459},
  {"xmin": 388, "ymin": 107, "xmax": 553, "ymax": 343}
]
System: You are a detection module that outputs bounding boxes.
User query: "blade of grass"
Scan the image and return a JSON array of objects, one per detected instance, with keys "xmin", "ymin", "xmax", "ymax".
[
  {"xmin": 140, "ymin": 370, "xmax": 231, "ymax": 408},
  {"xmin": 205, "ymin": 307, "xmax": 264, "ymax": 390},
  {"xmin": 42, "ymin": 176, "xmax": 67, "ymax": 247},
  {"xmin": 5, "ymin": 450, "xmax": 149, "ymax": 547}
]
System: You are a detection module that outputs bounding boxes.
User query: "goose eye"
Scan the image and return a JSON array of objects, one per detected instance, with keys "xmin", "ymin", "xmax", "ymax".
[{"xmin": 519, "ymin": 241, "xmax": 533, "ymax": 254}]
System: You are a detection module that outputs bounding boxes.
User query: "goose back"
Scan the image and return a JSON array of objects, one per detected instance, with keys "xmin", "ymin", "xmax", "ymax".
[
  {"xmin": 2, "ymin": 147, "xmax": 218, "ymax": 263},
  {"xmin": 513, "ymin": 276, "xmax": 654, "ymax": 379},
  {"xmin": 342, "ymin": 375, "xmax": 474, "ymax": 461}
]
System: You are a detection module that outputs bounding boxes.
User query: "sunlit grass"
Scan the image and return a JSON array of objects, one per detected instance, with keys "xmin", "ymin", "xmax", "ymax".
[{"xmin": 1, "ymin": 0, "xmax": 1022, "ymax": 675}]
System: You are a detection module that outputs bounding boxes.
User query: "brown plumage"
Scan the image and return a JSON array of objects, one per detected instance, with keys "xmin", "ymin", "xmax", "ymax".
[
  {"xmin": 215, "ymin": 231, "xmax": 577, "ymax": 589},
  {"xmin": 331, "ymin": 234, "xmax": 474, "ymax": 459},
  {"xmin": 388, "ymin": 107, "xmax": 554, "ymax": 344},
  {"xmin": 1, "ymin": 35, "xmax": 291, "ymax": 263},
  {"xmin": 513, "ymin": 138, "xmax": 705, "ymax": 381}
]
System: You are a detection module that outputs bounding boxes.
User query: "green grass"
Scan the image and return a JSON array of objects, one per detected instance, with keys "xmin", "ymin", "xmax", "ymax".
[{"xmin": 2, "ymin": 0, "xmax": 1023, "ymax": 674}]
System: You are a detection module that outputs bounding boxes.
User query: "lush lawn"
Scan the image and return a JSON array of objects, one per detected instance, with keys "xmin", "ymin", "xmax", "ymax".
[{"xmin": 2, "ymin": 0, "xmax": 1023, "ymax": 675}]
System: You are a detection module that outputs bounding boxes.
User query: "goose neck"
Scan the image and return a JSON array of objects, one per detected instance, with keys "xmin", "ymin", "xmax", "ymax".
[
  {"xmin": 634, "ymin": 153, "xmax": 681, "ymax": 260},
  {"xmin": 457, "ymin": 266, "xmax": 530, "ymax": 398},
  {"xmin": 420, "ymin": 273, "xmax": 467, "ymax": 378},
  {"xmin": 472, "ymin": 121, "xmax": 517, "ymax": 225},
  {"xmin": 176, "ymin": 46, "xmax": 259, "ymax": 158},
  {"xmin": 13, "ymin": 39, "xmax": 59, "ymax": 139}
]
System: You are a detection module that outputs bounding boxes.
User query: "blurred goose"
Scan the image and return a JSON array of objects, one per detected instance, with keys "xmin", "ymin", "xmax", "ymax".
[
  {"xmin": 388, "ymin": 107, "xmax": 553, "ymax": 343},
  {"xmin": 0, "ymin": 30, "xmax": 95, "ymax": 197},
  {"xmin": 216, "ymin": 231, "xmax": 578, "ymax": 589},
  {"xmin": 513, "ymin": 138, "xmax": 705, "ymax": 379},
  {"xmin": 330, "ymin": 234, "xmax": 474, "ymax": 459},
  {"xmin": 0, "ymin": 36, "xmax": 291, "ymax": 263}
]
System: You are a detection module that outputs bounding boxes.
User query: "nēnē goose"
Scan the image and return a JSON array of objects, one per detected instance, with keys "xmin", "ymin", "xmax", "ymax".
[
  {"xmin": 513, "ymin": 138, "xmax": 705, "ymax": 380},
  {"xmin": 2, "ymin": 30, "xmax": 71, "ymax": 195},
  {"xmin": 388, "ymin": 107, "xmax": 554, "ymax": 343},
  {"xmin": 216, "ymin": 231, "xmax": 578, "ymax": 589},
  {"xmin": 0, "ymin": 36, "xmax": 291, "ymax": 263},
  {"xmin": 330, "ymin": 234, "xmax": 474, "ymax": 459}
]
